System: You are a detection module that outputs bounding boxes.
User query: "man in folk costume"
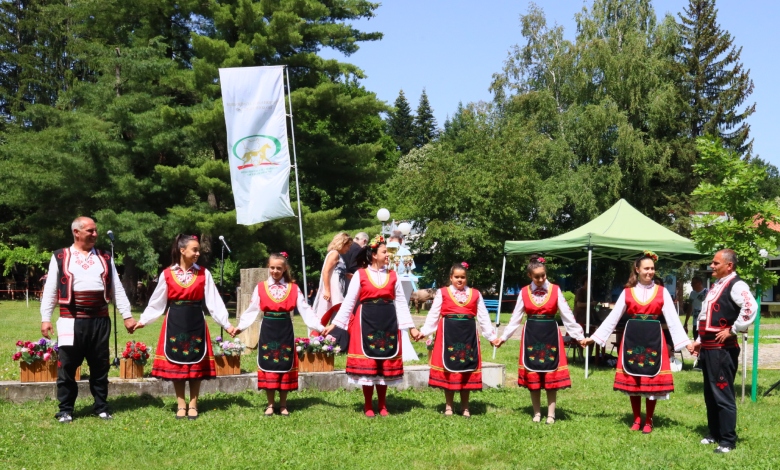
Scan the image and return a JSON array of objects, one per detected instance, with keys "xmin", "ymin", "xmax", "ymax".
[
  {"xmin": 583, "ymin": 251, "xmax": 693, "ymax": 434},
  {"xmin": 494, "ymin": 256, "xmax": 584, "ymax": 424},
  {"xmin": 40, "ymin": 217, "xmax": 136, "ymax": 423},
  {"xmin": 693, "ymin": 249, "xmax": 757, "ymax": 454}
]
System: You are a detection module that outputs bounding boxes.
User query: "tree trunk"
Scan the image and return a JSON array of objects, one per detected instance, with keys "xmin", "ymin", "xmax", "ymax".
[{"xmin": 120, "ymin": 256, "xmax": 138, "ymax": 306}]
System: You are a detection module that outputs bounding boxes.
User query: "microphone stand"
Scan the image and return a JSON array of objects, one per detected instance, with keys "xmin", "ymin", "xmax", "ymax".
[{"xmin": 109, "ymin": 239, "xmax": 120, "ymax": 367}]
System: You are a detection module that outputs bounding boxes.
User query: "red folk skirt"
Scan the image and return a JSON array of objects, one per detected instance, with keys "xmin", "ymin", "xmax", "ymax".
[
  {"xmin": 613, "ymin": 332, "xmax": 674, "ymax": 396},
  {"xmin": 257, "ymin": 354, "xmax": 299, "ymax": 391},
  {"xmin": 151, "ymin": 316, "xmax": 216, "ymax": 380},
  {"xmin": 428, "ymin": 321, "xmax": 482, "ymax": 391},
  {"xmin": 345, "ymin": 304, "xmax": 404, "ymax": 380},
  {"xmin": 517, "ymin": 327, "xmax": 571, "ymax": 391}
]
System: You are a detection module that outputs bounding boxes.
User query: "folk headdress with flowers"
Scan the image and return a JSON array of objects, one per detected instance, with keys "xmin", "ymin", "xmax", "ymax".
[
  {"xmin": 369, "ymin": 235, "xmax": 385, "ymax": 250},
  {"xmin": 643, "ymin": 250, "xmax": 658, "ymax": 262},
  {"xmin": 279, "ymin": 251, "xmax": 288, "ymax": 259}
]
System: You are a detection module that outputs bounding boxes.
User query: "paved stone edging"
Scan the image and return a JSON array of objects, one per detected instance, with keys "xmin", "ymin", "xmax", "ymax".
[{"xmin": 0, "ymin": 362, "xmax": 506, "ymax": 404}]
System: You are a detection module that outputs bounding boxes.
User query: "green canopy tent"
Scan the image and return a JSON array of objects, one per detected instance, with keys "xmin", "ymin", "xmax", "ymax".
[{"xmin": 496, "ymin": 199, "xmax": 705, "ymax": 377}]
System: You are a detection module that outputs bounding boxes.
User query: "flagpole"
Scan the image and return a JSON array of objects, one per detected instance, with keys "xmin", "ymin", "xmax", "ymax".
[{"xmin": 284, "ymin": 66, "xmax": 308, "ymax": 296}]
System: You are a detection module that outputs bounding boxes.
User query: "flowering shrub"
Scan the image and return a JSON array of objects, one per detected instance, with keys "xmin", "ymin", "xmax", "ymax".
[
  {"xmin": 122, "ymin": 341, "xmax": 151, "ymax": 366},
  {"xmin": 12, "ymin": 338, "xmax": 58, "ymax": 364},
  {"xmin": 212, "ymin": 336, "xmax": 246, "ymax": 357},
  {"xmin": 295, "ymin": 335, "xmax": 342, "ymax": 357}
]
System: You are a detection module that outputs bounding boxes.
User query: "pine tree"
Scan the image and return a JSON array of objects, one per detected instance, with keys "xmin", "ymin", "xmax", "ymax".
[
  {"xmin": 678, "ymin": 0, "xmax": 755, "ymax": 154},
  {"xmin": 386, "ymin": 89, "xmax": 415, "ymax": 155},
  {"xmin": 414, "ymin": 89, "xmax": 438, "ymax": 147}
]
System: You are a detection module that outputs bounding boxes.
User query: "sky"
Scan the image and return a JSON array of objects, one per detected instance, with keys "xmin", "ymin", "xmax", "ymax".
[{"xmin": 319, "ymin": 0, "xmax": 780, "ymax": 166}]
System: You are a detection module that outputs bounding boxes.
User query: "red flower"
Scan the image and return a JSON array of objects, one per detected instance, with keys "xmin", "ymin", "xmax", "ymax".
[
  {"xmin": 126, "ymin": 341, "xmax": 132, "ymax": 347},
  {"xmin": 12, "ymin": 352, "xmax": 22, "ymax": 361},
  {"xmin": 122, "ymin": 351, "xmax": 129, "ymax": 358},
  {"xmin": 139, "ymin": 344, "xmax": 147, "ymax": 351},
  {"xmin": 133, "ymin": 353, "xmax": 141, "ymax": 360}
]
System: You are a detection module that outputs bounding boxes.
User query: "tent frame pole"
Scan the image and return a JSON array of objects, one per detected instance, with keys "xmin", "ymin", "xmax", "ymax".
[
  {"xmin": 585, "ymin": 244, "xmax": 593, "ymax": 379},
  {"xmin": 493, "ymin": 256, "xmax": 507, "ymax": 359}
]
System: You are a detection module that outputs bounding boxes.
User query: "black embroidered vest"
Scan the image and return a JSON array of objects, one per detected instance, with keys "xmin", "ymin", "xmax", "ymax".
[
  {"xmin": 699, "ymin": 276, "xmax": 741, "ymax": 349},
  {"xmin": 53, "ymin": 248, "xmax": 113, "ymax": 304}
]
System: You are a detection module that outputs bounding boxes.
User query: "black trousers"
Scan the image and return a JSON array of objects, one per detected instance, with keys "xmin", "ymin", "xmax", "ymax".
[
  {"xmin": 56, "ymin": 317, "xmax": 111, "ymax": 415},
  {"xmin": 701, "ymin": 347, "xmax": 740, "ymax": 447}
]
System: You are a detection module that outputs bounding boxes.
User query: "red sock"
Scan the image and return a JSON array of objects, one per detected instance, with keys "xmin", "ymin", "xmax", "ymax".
[
  {"xmin": 362, "ymin": 385, "xmax": 374, "ymax": 413},
  {"xmin": 645, "ymin": 398, "xmax": 656, "ymax": 422},
  {"xmin": 376, "ymin": 385, "xmax": 388, "ymax": 411},
  {"xmin": 630, "ymin": 396, "xmax": 641, "ymax": 421}
]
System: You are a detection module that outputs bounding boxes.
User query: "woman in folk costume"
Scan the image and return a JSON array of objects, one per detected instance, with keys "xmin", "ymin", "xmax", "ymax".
[
  {"xmin": 493, "ymin": 256, "xmax": 584, "ymax": 425},
  {"xmin": 136, "ymin": 234, "xmax": 236, "ymax": 420},
  {"xmin": 312, "ymin": 232, "xmax": 352, "ymax": 347},
  {"xmin": 322, "ymin": 235, "xmax": 421, "ymax": 417},
  {"xmin": 234, "ymin": 253, "xmax": 323, "ymax": 416},
  {"xmin": 419, "ymin": 262, "xmax": 496, "ymax": 418},
  {"xmin": 582, "ymin": 251, "xmax": 694, "ymax": 434}
]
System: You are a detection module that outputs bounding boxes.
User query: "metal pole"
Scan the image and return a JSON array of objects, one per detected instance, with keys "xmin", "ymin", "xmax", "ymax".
[
  {"xmin": 493, "ymin": 256, "xmax": 507, "ymax": 360},
  {"xmin": 585, "ymin": 245, "xmax": 593, "ymax": 379},
  {"xmin": 220, "ymin": 244, "xmax": 225, "ymax": 338},
  {"xmin": 284, "ymin": 66, "xmax": 308, "ymax": 297},
  {"xmin": 110, "ymin": 241, "xmax": 119, "ymax": 367},
  {"xmin": 751, "ymin": 285, "xmax": 762, "ymax": 402},
  {"xmin": 742, "ymin": 333, "xmax": 747, "ymax": 403}
]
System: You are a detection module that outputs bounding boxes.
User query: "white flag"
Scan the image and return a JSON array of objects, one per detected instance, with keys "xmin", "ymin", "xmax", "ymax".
[{"xmin": 219, "ymin": 66, "xmax": 295, "ymax": 224}]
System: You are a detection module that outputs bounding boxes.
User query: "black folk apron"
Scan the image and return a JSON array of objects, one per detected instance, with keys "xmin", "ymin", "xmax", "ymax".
[
  {"xmin": 257, "ymin": 311, "xmax": 295, "ymax": 373},
  {"xmin": 441, "ymin": 314, "xmax": 479, "ymax": 372},
  {"xmin": 360, "ymin": 299, "xmax": 399, "ymax": 359},
  {"xmin": 522, "ymin": 317, "xmax": 560, "ymax": 372},
  {"xmin": 621, "ymin": 318, "xmax": 663, "ymax": 377},
  {"xmin": 164, "ymin": 301, "xmax": 207, "ymax": 364}
]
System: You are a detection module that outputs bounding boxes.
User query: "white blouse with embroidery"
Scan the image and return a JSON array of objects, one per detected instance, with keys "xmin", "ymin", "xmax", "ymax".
[
  {"xmin": 591, "ymin": 282, "xmax": 690, "ymax": 351},
  {"xmin": 236, "ymin": 278, "xmax": 322, "ymax": 332},
  {"xmin": 419, "ymin": 286, "xmax": 496, "ymax": 340},
  {"xmin": 331, "ymin": 267, "xmax": 415, "ymax": 330},
  {"xmin": 138, "ymin": 264, "xmax": 232, "ymax": 330},
  {"xmin": 500, "ymin": 280, "xmax": 584, "ymax": 342}
]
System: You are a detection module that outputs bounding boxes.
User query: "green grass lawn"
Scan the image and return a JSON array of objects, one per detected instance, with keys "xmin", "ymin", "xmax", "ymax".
[{"xmin": 2, "ymin": 301, "xmax": 780, "ymax": 469}]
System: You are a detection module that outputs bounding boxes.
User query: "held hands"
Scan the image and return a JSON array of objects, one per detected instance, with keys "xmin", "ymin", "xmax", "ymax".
[
  {"xmin": 691, "ymin": 341, "xmax": 701, "ymax": 357},
  {"xmin": 409, "ymin": 328, "xmax": 422, "ymax": 341},
  {"xmin": 41, "ymin": 321, "xmax": 53, "ymax": 339},
  {"xmin": 685, "ymin": 343, "xmax": 696, "ymax": 355},
  {"xmin": 490, "ymin": 338, "xmax": 504, "ymax": 348},
  {"xmin": 123, "ymin": 317, "xmax": 137, "ymax": 334},
  {"xmin": 132, "ymin": 322, "xmax": 145, "ymax": 332},
  {"xmin": 580, "ymin": 337, "xmax": 595, "ymax": 348},
  {"xmin": 321, "ymin": 324, "xmax": 336, "ymax": 336},
  {"xmin": 226, "ymin": 326, "xmax": 238, "ymax": 337}
]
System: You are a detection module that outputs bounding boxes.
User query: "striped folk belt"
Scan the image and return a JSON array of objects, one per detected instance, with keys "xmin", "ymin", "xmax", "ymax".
[{"xmin": 60, "ymin": 290, "xmax": 109, "ymax": 318}]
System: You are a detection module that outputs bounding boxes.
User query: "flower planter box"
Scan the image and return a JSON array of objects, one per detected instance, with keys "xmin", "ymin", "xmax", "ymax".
[
  {"xmin": 119, "ymin": 358, "xmax": 145, "ymax": 379},
  {"xmin": 214, "ymin": 355, "xmax": 241, "ymax": 376},
  {"xmin": 298, "ymin": 352, "xmax": 334, "ymax": 373},
  {"xmin": 20, "ymin": 361, "xmax": 80, "ymax": 383}
]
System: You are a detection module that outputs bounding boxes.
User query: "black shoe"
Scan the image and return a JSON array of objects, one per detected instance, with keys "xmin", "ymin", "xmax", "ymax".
[
  {"xmin": 57, "ymin": 413, "xmax": 73, "ymax": 424},
  {"xmin": 714, "ymin": 445, "xmax": 734, "ymax": 454},
  {"xmin": 96, "ymin": 412, "xmax": 114, "ymax": 420}
]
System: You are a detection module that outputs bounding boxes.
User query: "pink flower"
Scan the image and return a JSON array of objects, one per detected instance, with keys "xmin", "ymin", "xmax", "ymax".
[
  {"xmin": 12, "ymin": 352, "xmax": 21, "ymax": 361},
  {"xmin": 280, "ymin": 251, "xmax": 289, "ymax": 258},
  {"xmin": 43, "ymin": 352, "xmax": 51, "ymax": 361},
  {"xmin": 461, "ymin": 262, "xmax": 469, "ymax": 269},
  {"xmin": 537, "ymin": 257, "xmax": 545, "ymax": 263}
]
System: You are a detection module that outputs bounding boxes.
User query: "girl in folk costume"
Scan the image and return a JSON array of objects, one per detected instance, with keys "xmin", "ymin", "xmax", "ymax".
[
  {"xmin": 582, "ymin": 252, "xmax": 694, "ymax": 433},
  {"xmin": 136, "ymin": 235, "xmax": 236, "ymax": 420},
  {"xmin": 493, "ymin": 256, "xmax": 584, "ymax": 425},
  {"xmin": 311, "ymin": 232, "xmax": 352, "ymax": 347},
  {"xmin": 322, "ymin": 235, "xmax": 421, "ymax": 417},
  {"xmin": 234, "ymin": 253, "xmax": 323, "ymax": 416},
  {"xmin": 419, "ymin": 262, "xmax": 496, "ymax": 417}
]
